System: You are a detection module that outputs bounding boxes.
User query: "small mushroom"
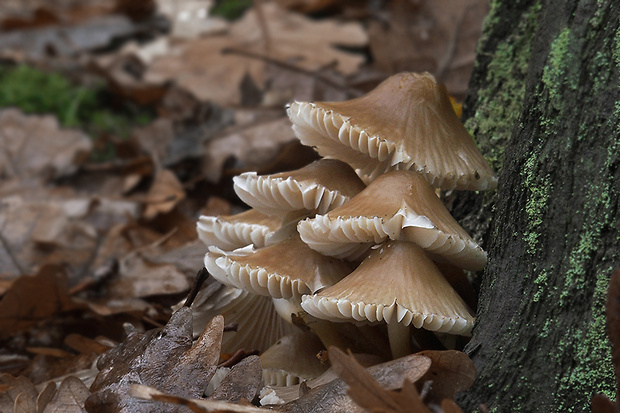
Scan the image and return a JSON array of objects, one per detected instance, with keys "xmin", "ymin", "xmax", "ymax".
[
  {"xmin": 183, "ymin": 281, "xmax": 296, "ymax": 353},
  {"xmin": 287, "ymin": 72, "xmax": 497, "ymax": 190},
  {"xmin": 297, "ymin": 170, "xmax": 487, "ymax": 270},
  {"xmin": 233, "ymin": 159, "xmax": 366, "ymax": 221},
  {"xmin": 197, "ymin": 209, "xmax": 282, "ymax": 250},
  {"xmin": 204, "ymin": 234, "xmax": 352, "ymax": 300},
  {"xmin": 260, "ymin": 330, "xmax": 328, "ymax": 386},
  {"xmin": 301, "ymin": 240, "xmax": 474, "ymax": 358}
]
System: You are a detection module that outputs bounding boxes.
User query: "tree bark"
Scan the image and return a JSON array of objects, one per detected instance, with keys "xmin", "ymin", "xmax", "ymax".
[{"xmin": 455, "ymin": 1, "xmax": 620, "ymax": 411}]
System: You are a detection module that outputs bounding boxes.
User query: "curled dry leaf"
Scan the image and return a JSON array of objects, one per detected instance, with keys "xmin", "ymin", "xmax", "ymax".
[
  {"xmin": 328, "ymin": 347, "xmax": 429, "ymax": 413},
  {"xmin": 142, "ymin": 169, "xmax": 186, "ymax": 220},
  {"xmin": 276, "ymin": 349, "xmax": 431, "ymax": 413},
  {"xmin": 416, "ymin": 350, "xmax": 476, "ymax": 403},
  {"xmin": 86, "ymin": 309, "xmax": 223, "ymax": 412},
  {"xmin": 129, "ymin": 384, "xmax": 265, "ymax": 412}
]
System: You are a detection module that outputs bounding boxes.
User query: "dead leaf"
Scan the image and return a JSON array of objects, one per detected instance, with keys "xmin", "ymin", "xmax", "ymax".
[
  {"xmin": 328, "ymin": 347, "xmax": 428, "ymax": 413},
  {"xmin": 368, "ymin": 0, "xmax": 487, "ymax": 97},
  {"xmin": 143, "ymin": 169, "xmax": 186, "ymax": 220},
  {"xmin": 0, "ymin": 109, "xmax": 92, "ymax": 181},
  {"xmin": 202, "ymin": 117, "xmax": 297, "ymax": 183},
  {"xmin": 0, "ymin": 14, "xmax": 138, "ymax": 59},
  {"xmin": 112, "ymin": 253, "xmax": 190, "ymax": 298},
  {"xmin": 441, "ymin": 398, "xmax": 466, "ymax": 413},
  {"xmin": 208, "ymin": 355, "xmax": 262, "ymax": 403},
  {"xmin": 592, "ymin": 269, "xmax": 620, "ymax": 412},
  {"xmin": 416, "ymin": 350, "xmax": 476, "ymax": 403},
  {"xmin": 0, "ymin": 264, "xmax": 79, "ymax": 338},
  {"xmin": 277, "ymin": 349, "xmax": 431, "ymax": 412},
  {"xmin": 0, "ymin": 374, "xmax": 38, "ymax": 413},
  {"xmin": 146, "ymin": 3, "xmax": 367, "ymax": 106},
  {"xmin": 86, "ymin": 309, "xmax": 223, "ymax": 412},
  {"xmin": 129, "ymin": 383, "xmax": 265, "ymax": 412},
  {"xmin": 41, "ymin": 376, "xmax": 90, "ymax": 413}
]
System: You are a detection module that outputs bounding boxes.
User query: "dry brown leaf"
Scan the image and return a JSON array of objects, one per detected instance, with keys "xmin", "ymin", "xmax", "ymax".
[
  {"xmin": 0, "ymin": 14, "xmax": 138, "ymax": 59},
  {"xmin": 202, "ymin": 117, "xmax": 296, "ymax": 183},
  {"xmin": 0, "ymin": 264, "xmax": 80, "ymax": 338},
  {"xmin": 0, "ymin": 109, "xmax": 92, "ymax": 181},
  {"xmin": 142, "ymin": 169, "xmax": 186, "ymax": 219},
  {"xmin": 86, "ymin": 310, "xmax": 224, "ymax": 412},
  {"xmin": 112, "ymin": 253, "xmax": 190, "ymax": 298},
  {"xmin": 146, "ymin": 3, "xmax": 367, "ymax": 106},
  {"xmin": 592, "ymin": 269, "xmax": 620, "ymax": 412},
  {"xmin": 277, "ymin": 349, "xmax": 431, "ymax": 412},
  {"xmin": 0, "ymin": 373, "xmax": 38, "ymax": 413},
  {"xmin": 129, "ymin": 383, "xmax": 265, "ymax": 412},
  {"xmin": 328, "ymin": 347, "xmax": 429, "ymax": 413},
  {"xmin": 368, "ymin": 0, "xmax": 487, "ymax": 97},
  {"xmin": 208, "ymin": 355, "xmax": 262, "ymax": 403},
  {"xmin": 440, "ymin": 398, "xmax": 466, "ymax": 413},
  {"xmin": 41, "ymin": 376, "xmax": 90, "ymax": 413},
  {"xmin": 416, "ymin": 350, "xmax": 476, "ymax": 403}
]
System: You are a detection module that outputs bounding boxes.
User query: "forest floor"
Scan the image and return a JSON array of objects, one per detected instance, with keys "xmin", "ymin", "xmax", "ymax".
[{"xmin": 0, "ymin": 0, "xmax": 496, "ymax": 411}]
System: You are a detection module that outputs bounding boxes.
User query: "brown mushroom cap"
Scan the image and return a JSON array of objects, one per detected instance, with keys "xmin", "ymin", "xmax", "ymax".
[
  {"xmin": 297, "ymin": 170, "xmax": 487, "ymax": 270},
  {"xmin": 300, "ymin": 240, "xmax": 474, "ymax": 336},
  {"xmin": 287, "ymin": 72, "xmax": 497, "ymax": 190},
  {"xmin": 233, "ymin": 159, "xmax": 366, "ymax": 219},
  {"xmin": 197, "ymin": 209, "xmax": 282, "ymax": 250},
  {"xmin": 204, "ymin": 234, "xmax": 352, "ymax": 300}
]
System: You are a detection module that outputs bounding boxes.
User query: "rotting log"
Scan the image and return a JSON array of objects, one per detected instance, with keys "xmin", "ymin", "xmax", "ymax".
[{"xmin": 453, "ymin": 1, "xmax": 620, "ymax": 411}]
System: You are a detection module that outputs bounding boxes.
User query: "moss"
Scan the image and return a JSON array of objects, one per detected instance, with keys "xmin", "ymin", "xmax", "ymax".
[
  {"xmin": 465, "ymin": 1, "xmax": 542, "ymax": 173},
  {"xmin": 541, "ymin": 28, "xmax": 577, "ymax": 110},
  {"xmin": 209, "ymin": 0, "xmax": 253, "ymax": 20},
  {"xmin": 0, "ymin": 64, "xmax": 153, "ymax": 160},
  {"xmin": 520, "ymin": 148, "xmax": 552, "ymax": 254},
  {"xmin": 555, "ymin": 270, "xmax": 615, "ymax": 412}
]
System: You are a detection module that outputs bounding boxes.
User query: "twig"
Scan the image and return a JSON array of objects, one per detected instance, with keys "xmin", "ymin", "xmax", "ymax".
[
  {"xmin": 221, "ymin": 47, "xmax": 361, "ymax": 95},
  {"xmin": 184, "ymin": 267, "xmax": 209, "ymax": 307}
]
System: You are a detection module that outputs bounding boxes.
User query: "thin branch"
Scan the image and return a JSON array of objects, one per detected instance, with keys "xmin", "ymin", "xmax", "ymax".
[{"xmin": 221, "ymin": 47, "xmax": 362, "ymax": 95}]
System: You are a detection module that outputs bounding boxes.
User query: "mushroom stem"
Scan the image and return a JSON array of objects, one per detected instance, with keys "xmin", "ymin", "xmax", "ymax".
[{"xmin": 387, "ymin": 322, "xmax": 411, "ymax": 359}]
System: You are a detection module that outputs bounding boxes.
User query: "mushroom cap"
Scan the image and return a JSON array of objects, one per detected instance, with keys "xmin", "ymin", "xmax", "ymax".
[
  {"xmin": 197, "ymin": 209, "xmax": 282, "ymax": 250},
  {"xmin": 297, "ymin": 170, "xmax": 487, "ymax": 270},
  {"xmin": 300, "ymin": 240, "xmax": 475, "ymax": 336},
  {"xmin": 286, "ymin": 72, "xmax": 497, "ymax": 190},
  {"xmin": 185, "ymin": 281, "xmax": 296, "ymax": 353},
  {"xmin": 233, "ymin": 158, "xmax": 366, "ymax": 219},
  {"xmin": 204, "ymin": 234, "xmax": 352, "ymax": 300},
  {"xmin": 260, "ymin": 330, "xmax": 328, "ymax": 386}
]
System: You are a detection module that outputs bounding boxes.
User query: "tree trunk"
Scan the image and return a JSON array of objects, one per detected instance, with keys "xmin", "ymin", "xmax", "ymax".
[{"xmin": 454, "ymin": 1, "xmax": 620, "ymax": 411}]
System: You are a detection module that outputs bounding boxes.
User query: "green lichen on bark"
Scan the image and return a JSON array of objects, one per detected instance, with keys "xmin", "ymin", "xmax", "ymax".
[{"xmin": 464, "ymin": 0, "xmax": 541, "ymax": 173}]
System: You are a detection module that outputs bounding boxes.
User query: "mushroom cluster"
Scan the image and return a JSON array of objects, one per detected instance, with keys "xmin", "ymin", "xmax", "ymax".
[{"xmin": 193, "ymin": 72, "xmax": 496, "ymax": 380}]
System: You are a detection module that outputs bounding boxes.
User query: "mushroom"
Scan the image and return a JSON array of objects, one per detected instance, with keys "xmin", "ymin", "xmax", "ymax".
[
  {"xmin": 197, "ymin": 209, "xmax": 282, "ymax": 250},
  {"xmin": 233, "ymin": 158, "xmax": 366, "ymax": 221},
  {"xmin": 182, "ymin": 280, "xmax": 296, "ymax": 353},
  {"xmin": 297, "ymin": 170, "xmax": 487, "ymax": 270},
  {"xmin": 301, "ymin": 240, "xmax": 475, "ymax": 358},
  {"xmin": 286, "ymin": 72, "xmax": 497, "ymax": 190},
  {"xmin": 204, "ymin": 234, "xmax": 352, "ymax": 300},
  {"xmin": 260, "ymin": 330, "xmax": 328, "ymax": 386}
]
